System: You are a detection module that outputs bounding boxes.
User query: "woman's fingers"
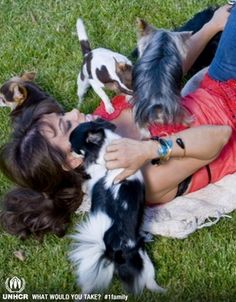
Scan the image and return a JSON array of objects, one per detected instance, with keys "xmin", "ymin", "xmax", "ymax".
[
  {"xmin": 104, "ymin": 139, "xmax": 150, "ymax": 181},
  {"xmin": 103, "ymin": 151, "xmax": 118, "ymax": 161},
  {"xmin": 210, "ymin": 4, "xmax": 231, "ymax": 31},
  {"xmin": 113, "ymin": 169, "xmax": 137, "ymax": 184},
  {"xmin": 105, "ymin": 160, "xmax": 123, "ymax": 170},
  {"xmin": 106, "ymin": 143, "xmax": 119, "ymax": 153}
]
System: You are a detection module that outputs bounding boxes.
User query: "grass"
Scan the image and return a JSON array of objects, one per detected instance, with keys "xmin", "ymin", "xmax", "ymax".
[{"xmin": 0, "ymin": 0, "xmax": 235, "ymax": 301}]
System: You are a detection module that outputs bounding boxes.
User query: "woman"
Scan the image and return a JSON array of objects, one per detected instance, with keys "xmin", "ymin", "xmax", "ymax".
[
  {"xmin": 0, "ymin": 100, "xmax": 87, "ymax": 238},
  {"xmin": 0, "ymin": 4, "xmax": 234, "ymax": 238}
]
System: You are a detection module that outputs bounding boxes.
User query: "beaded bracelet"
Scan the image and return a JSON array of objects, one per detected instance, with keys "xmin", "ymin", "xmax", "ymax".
[{"xmin": 151, "ymin": 136, "xmax": 173, "ymax": 165}]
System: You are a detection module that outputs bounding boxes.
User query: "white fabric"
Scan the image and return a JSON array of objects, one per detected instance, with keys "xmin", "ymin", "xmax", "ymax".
[{"xmin": 77, "ymin": 173, "xmax": 236, "ymax": 239}]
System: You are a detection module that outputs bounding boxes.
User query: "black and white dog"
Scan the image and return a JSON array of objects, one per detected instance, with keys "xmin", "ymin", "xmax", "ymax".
[
  {"xmin": 69, "ymin": 119, "xmax": 165, "ymax": 294},
  {"xmin": 132, "ymin": 26, "xmax": 192, "ymax": 128},
  {"xmin": 76, "ymin": 19, "xmax": 133, "ymax": 114}
]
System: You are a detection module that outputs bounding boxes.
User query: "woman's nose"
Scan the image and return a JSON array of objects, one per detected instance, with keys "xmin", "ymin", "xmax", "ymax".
[{"xmin": 66, "ymin": 109, "xmax": 79, "ymax": 121}]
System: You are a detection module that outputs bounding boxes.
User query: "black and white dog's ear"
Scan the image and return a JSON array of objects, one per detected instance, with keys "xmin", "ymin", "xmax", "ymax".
[
  {"xmin": 86, "ymin": 119, "xmax": 116, "ymax": 145},
  {"xmin": 86, "ymin": 131, "xmax": 104, "ymax": 145},
  {"xmin": 93, "ymin": 118, "xmax": 116, "ymax": 132},
  {"xmin": 70, "ymin": 119, "xmax": 116, "ymax": 151}
]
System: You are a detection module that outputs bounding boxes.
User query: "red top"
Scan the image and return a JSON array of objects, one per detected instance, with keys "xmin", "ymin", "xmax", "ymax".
[{"xmin": 94, "ymin": 74, "xmax": 236, "ymax": 193}]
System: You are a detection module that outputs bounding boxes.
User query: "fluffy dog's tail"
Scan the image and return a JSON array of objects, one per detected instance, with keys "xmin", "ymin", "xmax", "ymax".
[
  {"xmin": 76, "ymin": 18, "xmax": 92, "ymax": 55},
  {"xmin": 69, "ymin": 211, "xmax": 115, "ymax": 293}
]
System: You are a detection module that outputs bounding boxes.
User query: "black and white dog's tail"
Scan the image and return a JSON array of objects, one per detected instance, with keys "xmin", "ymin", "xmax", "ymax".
[
  {"xmin": 69, "ymin": 211, "xmax": 115, "ymax": 293},
  {"xmin": 76, "ymin": 18, "xmax": 92, "ymax": 56}
]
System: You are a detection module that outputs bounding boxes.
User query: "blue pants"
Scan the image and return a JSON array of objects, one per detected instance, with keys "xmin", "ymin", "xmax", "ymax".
[{"xmin": 209, "ymin": 5, "xmax": 236, "ymax": 81}]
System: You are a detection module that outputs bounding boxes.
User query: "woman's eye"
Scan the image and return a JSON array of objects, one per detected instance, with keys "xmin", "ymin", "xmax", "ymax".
[{"xmin": 67, "ymin": 120, "xmax": 72, "ymax": 131}]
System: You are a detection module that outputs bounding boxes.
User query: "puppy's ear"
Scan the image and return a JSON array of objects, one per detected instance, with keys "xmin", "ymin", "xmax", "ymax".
[
  {"xmin": 86, "ymin": 131, "xmax": 104, "ymax": 145},
  {"xmin": 115, "ymin": 60, "xmax": 129, "ymax": 72},
  {"xmin": 86, "ymin": 119, "xmax": 116, "ymax": 144},
  {"xmin": 177, "ymin": 31, "xmax": 193, "ymax": 43},
  {"xmin": 136, "ymin": 18, "xmax": 148, "ymax": 33},
  {"xmin": 20, "ymin": 71, "xmax": 36, "ymax": 82},
  {"xmin": 136, "ymin": 18, "xmax": 157, "ymax": 38},
  {"xmin": 11, "ymin": 84, "xmax": 27, "ymax": 105},
  {"xmin": 94, "ymin": 118, "xmax": 116, "ymax": 132}
]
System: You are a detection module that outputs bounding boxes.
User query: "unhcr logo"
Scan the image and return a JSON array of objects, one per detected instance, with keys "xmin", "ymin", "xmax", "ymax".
[{"xmin": 5, "ymin": 276, "xmax": 26, "ymax": 293}]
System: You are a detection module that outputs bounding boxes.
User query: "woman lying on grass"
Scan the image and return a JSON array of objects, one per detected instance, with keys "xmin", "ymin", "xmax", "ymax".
[{"xmin": 0, "ymin": 4, "xmax": 235, "ymax": 238}]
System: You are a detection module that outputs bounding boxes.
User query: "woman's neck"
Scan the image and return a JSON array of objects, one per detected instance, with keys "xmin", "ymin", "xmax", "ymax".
[
  {"xmin": 108, "ymin": 108, "xmax": 142, "ymax": 140},
  {"xmin": 84, "ymin": 108, "xmax": 142, "ymax": 139}
]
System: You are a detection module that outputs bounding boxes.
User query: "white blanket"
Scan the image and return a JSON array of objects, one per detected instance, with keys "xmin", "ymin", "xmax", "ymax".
[{"xmin": 78, "ymin": 173, "xmax": 236, "ymax": 239}]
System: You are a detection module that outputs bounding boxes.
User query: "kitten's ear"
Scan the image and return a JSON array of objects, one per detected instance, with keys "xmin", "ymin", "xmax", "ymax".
[
  {"xmin": 20, "ymin": 71, "xmax": 36, "ymax": 82},
  {"xmin": 176, "ymin": 31, "xmax": 193, "ymax": 43},
  {"xmin": 12, "ymin": 84, "xmax": 27, "ymax": 105}
]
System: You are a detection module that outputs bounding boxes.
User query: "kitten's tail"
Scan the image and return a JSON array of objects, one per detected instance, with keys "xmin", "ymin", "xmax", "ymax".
[
  {"xmin": 76, "ymin": 18, "xmax": 92, "ymax": 56},
  {"xmin": 69, "ymin": 211, "xmax": 115, "ymax": 293}
]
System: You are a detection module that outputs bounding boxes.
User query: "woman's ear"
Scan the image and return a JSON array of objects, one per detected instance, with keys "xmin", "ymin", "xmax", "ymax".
[{"xmin": 62, "ymin": 153, "xmax": 83, "ymax": 171}]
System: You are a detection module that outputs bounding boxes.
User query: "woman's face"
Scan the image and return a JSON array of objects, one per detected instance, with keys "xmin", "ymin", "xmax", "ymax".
[{"xmin": 41, "ymin": 109, "xmax": 86, "ymax": 169}]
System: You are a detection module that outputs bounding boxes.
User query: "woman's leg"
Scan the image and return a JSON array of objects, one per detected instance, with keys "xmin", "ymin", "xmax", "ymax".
[{"xmin": 209, "ymin": 4, "xmax": 236, "ymax": 81}]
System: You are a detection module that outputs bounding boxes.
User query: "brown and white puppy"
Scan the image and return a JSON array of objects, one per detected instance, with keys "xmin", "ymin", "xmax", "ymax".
[
  {"xmin": 0, "ymin": 72, "xmax": 36, "ymax": 110},
  {"xmin": 0, "ymin": 72, "xmax": 63, "ymax": 125},
  {"xmin": 76, "ymin": 18, "xmax": 133, "ymax": 114}
]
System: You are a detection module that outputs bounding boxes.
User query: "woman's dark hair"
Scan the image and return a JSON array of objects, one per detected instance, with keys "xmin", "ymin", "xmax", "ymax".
[{"xmin": 0, "ymin": 100, "xmax": 86, "ymax": 239}]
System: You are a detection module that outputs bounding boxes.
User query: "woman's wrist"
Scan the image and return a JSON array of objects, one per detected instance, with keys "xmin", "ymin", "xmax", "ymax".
[
  {"xmin": 143, "ymin": 140, "xmax": 160, "ymax": 162},
  {"xmin": 144, "ymin": 139, "xmax": 173, "ymax": 162},
  {"xmin": 202, "ymin": 21, "xmax": 220, "ymax": 39},
  {"xmin": 144, "ymin": 136, "xmax": 187, "ymax": 163}
]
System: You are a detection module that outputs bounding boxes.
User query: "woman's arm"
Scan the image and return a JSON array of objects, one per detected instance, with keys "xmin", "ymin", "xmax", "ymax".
[
  {"xmin": 105, "ymin": 125, "xmax": 232, "ymax": 183},
  {"xmin": 183, "ymin": 4, "xmax": 231, "ymax": 74}
]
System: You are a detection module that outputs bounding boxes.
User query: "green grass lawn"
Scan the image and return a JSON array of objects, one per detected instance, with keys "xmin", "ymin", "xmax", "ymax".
[{"xmin": 0, "ymin": 0, "xmax": 235, "ymax": 301}]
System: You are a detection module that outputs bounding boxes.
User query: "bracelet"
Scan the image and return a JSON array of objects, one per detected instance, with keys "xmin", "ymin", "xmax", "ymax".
[
  {"xmin": 151, "ymin": 136, "xmax": 173, "ymax": 165},
  {"xmin": 176, "ymin": 137, "xmax": 186, "ymax": 157}
]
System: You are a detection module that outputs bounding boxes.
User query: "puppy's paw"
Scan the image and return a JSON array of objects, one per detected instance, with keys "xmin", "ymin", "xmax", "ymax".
[{"xmin": 105, "ymin": 103, "xmax": 115, "ymax": 114}]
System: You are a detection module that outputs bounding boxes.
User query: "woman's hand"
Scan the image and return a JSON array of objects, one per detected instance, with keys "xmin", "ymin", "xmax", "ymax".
[
  {"xmin": 183, "ymin": 4, "xmax": 231, "ymax": 74},
  {"xmin": 207, "ymin": 4, "xmax": 231, "ymax": 32},
  {"xmin": 104, "ymin": 138, "xmax": 153, "ymax": 183}
]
